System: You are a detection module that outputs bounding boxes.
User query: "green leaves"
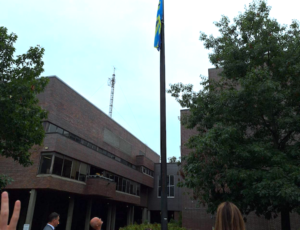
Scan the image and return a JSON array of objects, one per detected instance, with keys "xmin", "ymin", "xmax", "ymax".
[
  {"xmin": 0, "ymin": 26, "xmax": 48, "ymax": 171},
  {"xmin": 168, "ymin": 0, "xmax": 300, "ymax": 227}
]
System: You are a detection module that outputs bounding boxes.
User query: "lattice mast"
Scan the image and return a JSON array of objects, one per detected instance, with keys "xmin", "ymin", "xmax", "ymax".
[{"xmin": 108, "ymin": 67, "xmax": 116, "ymax": 117}]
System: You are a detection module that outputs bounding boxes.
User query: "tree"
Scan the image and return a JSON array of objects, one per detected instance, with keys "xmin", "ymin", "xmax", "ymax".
[
  {"xmin": 0, "ymin": 26, "xmax": 48, "ymax": 188},
  {"xmin": 168, "ymin": 156, "xmax": 181, "ymax": 164},
  {"xmin": 168, "ymin": 1, "xmax": 300, "ymax": 230}
]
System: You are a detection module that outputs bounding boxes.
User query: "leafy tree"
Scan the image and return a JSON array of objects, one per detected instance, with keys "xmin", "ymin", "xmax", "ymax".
[
  {"xmin": 168, "ymin": 1, "xmax": 300, "ymax": 230},
  {"xmin": 0, "ymin": 26, "xmax": 48, "ymax": 188},
  {"xmin": 168, "ymin": 156, "xmax": 181, "ymax": 164}
]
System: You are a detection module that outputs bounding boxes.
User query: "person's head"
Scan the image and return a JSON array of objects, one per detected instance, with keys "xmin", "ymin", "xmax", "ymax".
[
  {"xmin": 48, "ymin": 212, "xmax": 60, "ymax": 227},
  {"xmin": 215, "ymin": 202, "xmax": 245, "ymax": 230},
  {"xmin": 90, "ymin": 217, "xmax": 103, "ymax": 230}
]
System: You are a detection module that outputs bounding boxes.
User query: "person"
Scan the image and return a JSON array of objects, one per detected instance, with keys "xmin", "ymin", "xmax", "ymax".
[
  {"xmin": 214, "ymin": 202, "xmax": 245, "ymax": 230},
  {"xmin": 0, "ymin": 191, "xmax": 21, "ymax": 230},
  {"xmin": 90, "ymin": 217, "xmax": 103, "ymax": 230},
  {"xmin": 43, "ymin": 212, "xmax": 60, "ymax": 230}
]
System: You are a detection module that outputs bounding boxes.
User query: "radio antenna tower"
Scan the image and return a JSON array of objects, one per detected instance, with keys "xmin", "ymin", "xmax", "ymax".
[{"xmin": 108, "ymin": 67, "xmax": 116, "ymax": 118}]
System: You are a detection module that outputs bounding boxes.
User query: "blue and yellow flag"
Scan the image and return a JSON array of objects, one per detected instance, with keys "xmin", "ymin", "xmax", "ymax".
[{"xmin": 154, "ymin": 0, "xmax": 163, "ymax": 51}]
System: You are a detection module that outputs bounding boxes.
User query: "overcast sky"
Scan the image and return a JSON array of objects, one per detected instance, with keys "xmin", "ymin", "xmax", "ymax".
[{"xmin": 1, "ymin": 0, "xmax": 299, "ymax": 160}]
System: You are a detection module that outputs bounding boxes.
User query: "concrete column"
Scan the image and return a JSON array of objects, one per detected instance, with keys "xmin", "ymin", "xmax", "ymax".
[
  {"xmin": 84, "ymin": 199, "xmax": 92, "ymax": 230},
  {"xmin": 110, "ymin": 204, "xmax": 116, "ymax": 230},
  {"xmin": 127, "ymin": 206, "xmax": 131, "ymax": 226},
  {"xmin": 65, "ymin": 197, "xmax": 75, "ymax": 230},
  {"xmin": 142, "ymin": 208, "xmax": 147, "ymax": 223},
  {"xmin": 147, "ymin": 210, "xmax": 151, "ymax": 224},
  {"xmin": 131, "ymin": 206, "xmax": 134, "ymax": 224},
  {"xmin": 106, "ymin": 206, "xmax": 112, "ymax": 230},
  {"xmin": 126, "ymin": 206, "xmax": 134, "ymax": 225},
  {"xmin": 25, "ymin": 189, "xmax": 37, "ymax": 230}
]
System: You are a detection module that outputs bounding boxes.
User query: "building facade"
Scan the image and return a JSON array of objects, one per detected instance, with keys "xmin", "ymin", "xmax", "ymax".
[{"xmin": 0, "ymin": 76, "xmax": 161, "ymax": 230}]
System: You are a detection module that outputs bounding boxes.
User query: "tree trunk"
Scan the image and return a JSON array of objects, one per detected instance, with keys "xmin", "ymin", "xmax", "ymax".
[{"xmin": 281, "ymin": 210, "xmax": 291, "ymax": 230}]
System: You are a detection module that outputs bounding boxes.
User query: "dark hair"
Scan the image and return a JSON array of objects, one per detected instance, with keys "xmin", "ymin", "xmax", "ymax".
[{"xmin": 48, "ymin": 212, "xmax": 60, "ymax": 223}]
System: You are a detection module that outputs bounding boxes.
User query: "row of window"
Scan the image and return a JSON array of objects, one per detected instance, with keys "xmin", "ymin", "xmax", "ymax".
[
  {"xmin": 105, "ymin": 172, "xmax": 141, "ymax": 196},
  {"xmin": 39, "ymin": 153, "xmax": 89, "ymax": 182},
  {"xmin": 44, "ymin": 122, "xmax": 139, "ymax": 169},
  {"xmin": 142, "ymin": 166, "xmax": 154, "ymax": 177},
  {"xmin": 44, "ymin": 122, "xmax": 154, "ymax": 178},
  {"xmin": 39, "ymin": 152, "xmax": 141, "ymax": 196},
  {"xmin": 158, "ymin": 175, "xmax": 175, "ymax": 198}
]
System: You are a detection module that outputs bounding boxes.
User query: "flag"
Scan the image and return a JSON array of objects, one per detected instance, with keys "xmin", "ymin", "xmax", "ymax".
[{"xmin": 154, "ymin": 0, "xmax": 163, "ymax": 51}]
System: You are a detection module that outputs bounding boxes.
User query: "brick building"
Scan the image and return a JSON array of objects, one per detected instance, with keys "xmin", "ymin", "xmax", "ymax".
[
  {"xmin": 179, "ymin": 68, "xmax": 300, "ymax": 230},
  {"xmin": 0, "ymin": 76, "xmax": 167, "ymax": 230}
]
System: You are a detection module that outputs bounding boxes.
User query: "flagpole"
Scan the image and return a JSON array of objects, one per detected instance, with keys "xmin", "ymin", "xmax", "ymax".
[{"xmin": 160, "ymin": 0, "xmax": 168, "ymax": 229}]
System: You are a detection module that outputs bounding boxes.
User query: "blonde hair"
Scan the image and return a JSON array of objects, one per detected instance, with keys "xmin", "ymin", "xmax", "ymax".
[{"xmin": 215, "ymin": 202, "xmax": 245, "ymax": 230}]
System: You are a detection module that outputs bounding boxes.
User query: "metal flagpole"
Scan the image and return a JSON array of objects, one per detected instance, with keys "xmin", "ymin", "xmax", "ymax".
[{"xmin": 159, "ymin": 0, "xmax": 168, "ymax": 229}]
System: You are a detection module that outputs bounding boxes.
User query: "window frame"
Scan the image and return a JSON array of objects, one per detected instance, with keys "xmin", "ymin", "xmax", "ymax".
[{"xmin": 157, "ymin": 175, "xmax": 175, "ymax": 198}]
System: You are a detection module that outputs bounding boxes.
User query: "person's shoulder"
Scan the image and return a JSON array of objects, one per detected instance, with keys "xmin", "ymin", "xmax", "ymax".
[{"xmin": 43, "ymin": 225, "xmax": 52, "ymax": 230}]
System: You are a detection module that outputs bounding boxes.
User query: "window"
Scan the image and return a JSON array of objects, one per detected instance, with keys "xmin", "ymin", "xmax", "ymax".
[
  {"xmin": 122, "ymin": 179, "xmax": 127, "ymax": 192},
  {"xmin": 136, "ymin": 184, "xmax": 140, "ymax": 196},
  {"xmin": 62, "ymin": 158, "xmax": 72, "ymax": 178},
  {"xmin": 39, "ymin": 154, "xmax": 53, "ymax": 174},
  {"xmin": 142, "ymin": 166, "xmax": 154, "ymax": 177},
  {"xmin": 56, "ymin": 127, "xmax": 63, "ymax": 134},
  {"xmin": 71, "ymin": 161, "xmax": 80, "ymax": 180},
  {"xmin": 52, "ymin": 155, "xmax": 64, "ymax": 176},
  {"xmin": 79, "ymin": 163, "xmax": 89, "ymax": 182},
  {"xmin": 117, "ymin": 178, "xmax": 122, "ymax": 191},
  {"xmin": 158, "ymin": 175, "xmax": 175, "ymax": 198},
  {"xmin": 63, "ymin": 130, "xmax": 69, "ymax": 137},
  {"xmin": 48, "ymin": 124, "xmax": 57, "ymax": 132},
  {"xmin": 125, "ymin": 180, "xmax": 129, "ymax": 193}
]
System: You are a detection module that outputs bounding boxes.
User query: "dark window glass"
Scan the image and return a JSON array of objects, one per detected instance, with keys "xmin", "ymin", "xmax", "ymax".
[
  {"xmin": 52, "ymin": 156, "xmax": 64, "ymax": 176},
  {"xmin": 48, "ymin": 124, "xmax": 57, "ymax": 132},
  {"xmin": 63, "ymin": 130, "xmax": 69, "ymax": 137},
  {"xmin": 91, "ymin": 145, "xmax": 97, "ymax": 150},
  {"xmin": 137, "ymin": 185, "xmax": 140, "ymax": 196},
  {"xmin": 130, "ymin": 183, "xmax": 134, "ymax": 194},
  {"xmin": 122, "ymin": 179, "xmax": 126, "ymax": 192},
  {"xmin": 170, "ymin": 175, "xmax": 174, "ymax": 186},
  {"xmin": 79, "ymin": 163, "xmax": 89, "ymax": 182},
  {"xmin": 62, "ymin": 158, "xmax": 72, "ymax": 178},
  {"xmin": 56, "ymin": 127, "xmax": 63, "ymax": 134},
  {"xmin": 170, "ymin": 186, "xmax": 175, "ymax": 197},
  {"xmin": 97, "ymin": 148, "xmax": 103, "ymax": 154},
  {"xmin": 117, "ymin": 178, "xmax": 122, "ymax": 191},
  {"xmin": 71, "ymin": 161, "xmax": 80, "ymax": 180},
  {"xmin": 126, "ymin": 180, "xmax": 130, "ymax": 193},
  {"xmin": 158, "ymin": 187, "xmax": 161, "ymax": 197},
  {"xmin": 87, "ymin": 143, "xmax": 93, "ymax": 148},
  {"xmin": 81, "ymin": 139, "xmax": 88, "ymax": 146},
  {"xmin": 132, "ymin": 165, "xmax": 136, "ymax": 170},
  {"xmin": 75, "ymin": 136, "xmax": 81, "ymax": 143},
  {"xmin": 69, "ymin": 133, "xmax": 76, "ymax": 141},
  {"xmin": 40, "ymin": 154, "xmax": 53, "ymax": 174}
]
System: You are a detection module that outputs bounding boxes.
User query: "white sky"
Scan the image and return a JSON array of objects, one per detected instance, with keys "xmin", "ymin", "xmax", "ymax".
[{"xmin": 1, "ymin": 0, "xmax": 298, "ymax": 160}]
